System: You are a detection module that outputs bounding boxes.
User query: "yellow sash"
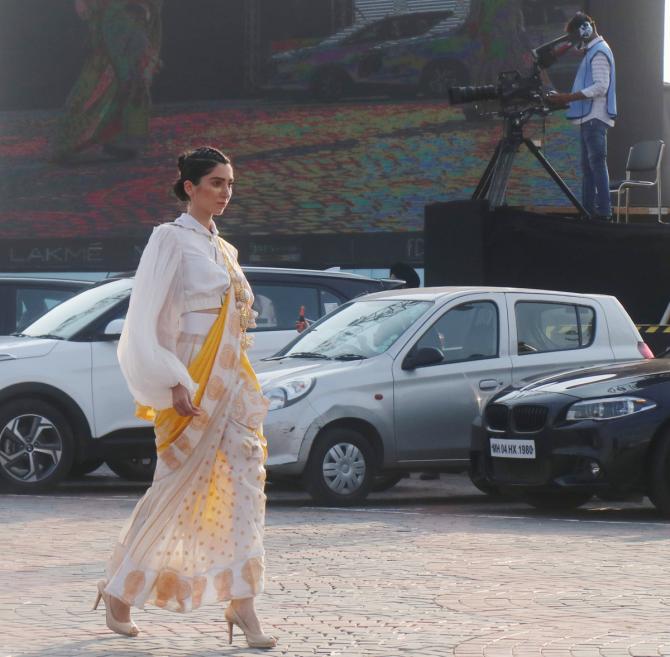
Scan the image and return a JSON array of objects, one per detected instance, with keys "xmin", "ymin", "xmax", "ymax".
[{"xmin": 136, "ymin": 294, "xmax": 229, "ymax": 454}]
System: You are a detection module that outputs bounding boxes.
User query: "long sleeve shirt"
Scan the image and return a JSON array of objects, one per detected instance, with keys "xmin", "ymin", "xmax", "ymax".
[{"xmin": 117, "ymin": 213, "xmax": 231, "ymax": 410}]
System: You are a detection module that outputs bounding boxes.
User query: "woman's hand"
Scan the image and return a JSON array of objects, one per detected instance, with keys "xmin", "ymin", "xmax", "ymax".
[{"xmin": 171, "ymin": 383, "xmax": 203, "ymax": 417}]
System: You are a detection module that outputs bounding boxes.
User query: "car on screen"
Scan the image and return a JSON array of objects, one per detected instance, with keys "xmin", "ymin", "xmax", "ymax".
[
  {"xmin": 263, "ymin": 10, "xmax": 454, "ymax": 101},
  {"xmin": 0, "ymin": 268, "xmax": 400, "ymax": 491},
  {"xmin": 354, "ymin": 0, "xmax": 581, "ymax": 104},
  {"xmin": 470, "ymin": 358, "xmax": 670, "ymax": 514},
  {"xmin": 255, "ymin": 287, "xmax": 650, "ymax": 506},
  {"xmin": 0, "ymin": 276, "xmax": 92, "ymax": 335}
]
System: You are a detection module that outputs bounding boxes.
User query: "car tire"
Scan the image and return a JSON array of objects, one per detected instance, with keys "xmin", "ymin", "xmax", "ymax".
[
  {"xmin": 106, "ymin": 454, "xmax": 156, "ymax": 482},
  {"xmin": 0, "ymin": 398, "xmax": 75, "ymax": 492},
  {"xmin": 69, "ymin": 458, "xmax": 105, "ymax": 477},
  {"xmin": 522, "ymin": 489, "xmax": 593, "ymax": 511},
  {"xmin": 471, "ymin": 478, "xmax": 503, "ymax": 498},
  {"xmin": 312, "ymin": 68, "xmax": 349, "ymax": 102},
  {"xmin": 648, "ymin": 429, "xmax": 670, "ymax": 515},
  {"xmin": 420, "ymin": 61, "xmax": 465, "ymax": 99},
  {"xmin": 303, "ymin": 428, "xmax": 375, "ymax": 506},
  {"xmin": 372, "ymin": 472, "xmax": 405, "ymax": 492}
]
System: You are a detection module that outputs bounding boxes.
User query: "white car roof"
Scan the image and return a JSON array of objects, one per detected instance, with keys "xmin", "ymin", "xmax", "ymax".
[
  {"xmin": 240, "ymin": 266, "xmax": 383, "ymax": 282},
  {"xmin": 359, "ymin": 286, "xmax": 617, "ymax": 302}
]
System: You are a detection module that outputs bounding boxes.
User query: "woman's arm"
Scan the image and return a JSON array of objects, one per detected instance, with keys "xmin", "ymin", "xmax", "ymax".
[{"xmin": 118, "ymin": 225, "xmax": 197, "ymax": 411}]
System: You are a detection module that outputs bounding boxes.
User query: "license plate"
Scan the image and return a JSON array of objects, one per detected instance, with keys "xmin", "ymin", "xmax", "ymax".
[{"xmin": 490, "ymin": 437, "xmax": 536, "ymax": 459}]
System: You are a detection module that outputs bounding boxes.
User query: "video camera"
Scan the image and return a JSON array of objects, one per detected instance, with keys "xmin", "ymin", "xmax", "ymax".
[
  {"xmin": 448, "ymin": 33, "xmax": 575, "ymax": 118},
  {"xmin": 457, "ymin": 32, "xmax": 588, "ymax": 214}
]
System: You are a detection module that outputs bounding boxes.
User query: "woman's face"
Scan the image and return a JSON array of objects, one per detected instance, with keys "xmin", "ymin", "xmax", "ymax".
[{"xmin": 186, "ymin": 163, "xmax": 234, "ymax": 216}]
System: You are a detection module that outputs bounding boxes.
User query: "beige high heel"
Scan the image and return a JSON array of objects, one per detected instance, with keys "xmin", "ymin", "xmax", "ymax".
[
  {"xmin": 225, "ymin": 605, "xmax": 277, "ymax": 649},
  {"xmin": 92, "ymin": 580, "xmax": 139, "ymax": 637}
]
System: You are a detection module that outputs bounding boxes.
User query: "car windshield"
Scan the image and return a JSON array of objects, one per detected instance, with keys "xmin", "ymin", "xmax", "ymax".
[
  {"xmin": 20, "ymin": 278, "xmax": 132, "ymax": 340},
  {"xmin": 283, "ymin": 298, "xmax": 432, "ymax": 359}
]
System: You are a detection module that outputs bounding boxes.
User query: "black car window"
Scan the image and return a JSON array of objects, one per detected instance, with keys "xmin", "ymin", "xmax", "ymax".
[
  {"xmin": 515, "ymin": 301, "xmax": 596, "ymax": 354},
  {"xmin": 384, "ymin": 19, "xmax": 403, "ymax": 40},
  {"xmin": 0, "ymin": 285, "xmax": 15, "ymax": 334},
  {"xmin": 346, "ymin": 22, "xmax": 386, "ymax": 45},
  {"xmin": 415, "ymin": 301, "xmax": 499, "ymax": 365},
  {"xmin": 15, "ymin": 287, "xmax": 80, "ymax": 332},
  {"xmin": 577, "ymin": 305, "xmax": 596, "ymax": 346},
  {"xmin": 397, "ymin": 14, "xmax": 447, "ymax": 38},
  {"xmin": 250, "ymin": 284, "xmax": 319, "ymax": 331}
]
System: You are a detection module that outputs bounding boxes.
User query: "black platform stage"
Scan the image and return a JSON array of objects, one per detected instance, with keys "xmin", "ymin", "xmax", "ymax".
[{"xmin": 425, "ymin": 200, "xmax": 670, "ymax": 324}]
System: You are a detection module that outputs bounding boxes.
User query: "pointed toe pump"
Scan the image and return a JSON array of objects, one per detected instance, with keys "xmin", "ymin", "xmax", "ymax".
[
  {"xmin": 225, "ymin": 606, "xmax": 277, "ymax": 649},
  {"xmin": 93, "ymin": 580, "xmax": 139, "ymax": 637}
]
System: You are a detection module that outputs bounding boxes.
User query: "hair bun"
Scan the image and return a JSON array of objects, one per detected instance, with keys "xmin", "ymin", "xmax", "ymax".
[{"xmin": 173, "ymin": 146, "xmax": 232, "ymax": 203}]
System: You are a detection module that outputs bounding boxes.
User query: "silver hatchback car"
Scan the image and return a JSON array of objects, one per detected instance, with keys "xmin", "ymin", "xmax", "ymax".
[{"xmin": 255, "ymin": 287, "xmax": 648, "ymax": 505}]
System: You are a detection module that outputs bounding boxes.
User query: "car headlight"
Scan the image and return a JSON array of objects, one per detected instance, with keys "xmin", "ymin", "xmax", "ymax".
[
  {"xmin": 566, "ymin": 396, "xmax": 657, "ymax": 421},
  {"xmin": 264, "ymin": 377, "xmax": 315, "ymax": 411}
]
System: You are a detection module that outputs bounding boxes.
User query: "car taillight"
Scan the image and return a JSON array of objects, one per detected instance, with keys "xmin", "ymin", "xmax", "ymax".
[{"xmin": 638, "ymin": 342, "xmax": 655, "ymax": 359}]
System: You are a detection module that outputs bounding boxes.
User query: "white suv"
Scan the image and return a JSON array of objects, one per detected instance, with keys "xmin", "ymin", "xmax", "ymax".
[{"xmin": 0, "ymin": 269, "xmax": 399, "ymax": 491}]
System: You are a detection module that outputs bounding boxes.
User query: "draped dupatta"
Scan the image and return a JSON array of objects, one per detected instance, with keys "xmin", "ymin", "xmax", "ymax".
[{"xmin": 135, "ymin": 239, "xmax": 269, "ymax": 474}]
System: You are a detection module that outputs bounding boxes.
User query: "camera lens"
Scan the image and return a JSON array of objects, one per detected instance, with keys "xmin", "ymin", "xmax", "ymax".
[{"xmin": 448, "ymin": 84, "xmax": 498, "ymax": 105}]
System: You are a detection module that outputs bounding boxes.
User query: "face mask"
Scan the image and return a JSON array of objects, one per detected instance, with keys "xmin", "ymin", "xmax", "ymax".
[
  {"xmin": 574, "ymin": 21, "xmax": 594, "ymax": 49},
  {"xmin": 579, "ymin": 22, "xmax": 593, "ymax": 39}
]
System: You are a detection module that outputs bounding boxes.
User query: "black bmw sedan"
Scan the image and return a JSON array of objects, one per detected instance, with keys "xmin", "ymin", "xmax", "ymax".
[{"xmin": 470, "ymin": 359, "xmax": 670, "ymax": 514}]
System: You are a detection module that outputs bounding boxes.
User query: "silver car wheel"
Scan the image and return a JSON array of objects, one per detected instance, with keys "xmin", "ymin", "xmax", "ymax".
[
  {"xmin": 322, "ymin": 442, "xmax": 367, "ymax": 494},
  {"xmin": 0, "ymin": 414, "xmax": 63, "ymax": 484}
]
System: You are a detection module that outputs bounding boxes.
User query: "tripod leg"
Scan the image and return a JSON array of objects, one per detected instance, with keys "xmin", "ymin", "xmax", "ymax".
[
  {"xmin": 472, "ymin": 141, "xmax": 504, "ymax": 200},
  {"xmin": 488, "ymin": 144, "xmax": 517, "ymax": 207},
  {"xmin": 524, "ymin": 138, "xmax": 589, "ymax": 216}
]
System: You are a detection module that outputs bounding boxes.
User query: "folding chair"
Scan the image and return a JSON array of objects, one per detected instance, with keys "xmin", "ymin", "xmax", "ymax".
[{"xmin": 609, "ymin": 139, "xmax": 665, "ymax": 223}]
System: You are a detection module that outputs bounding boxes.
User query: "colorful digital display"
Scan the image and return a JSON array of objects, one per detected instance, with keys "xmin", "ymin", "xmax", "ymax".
[{"xmin": 0, "ymin": 0, "xmax": 583, "ymax": 269}]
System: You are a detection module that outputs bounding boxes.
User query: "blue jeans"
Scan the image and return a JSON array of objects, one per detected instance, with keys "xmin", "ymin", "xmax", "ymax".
[{"xmin": 580, "ymin": 119, "xmax": 611, "ymax": 218}]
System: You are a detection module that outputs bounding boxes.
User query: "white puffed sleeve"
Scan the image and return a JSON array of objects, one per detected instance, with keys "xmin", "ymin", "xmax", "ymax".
[{"xmin": 117, "ymin": 225, "xmax": 197, "ymax": 411}]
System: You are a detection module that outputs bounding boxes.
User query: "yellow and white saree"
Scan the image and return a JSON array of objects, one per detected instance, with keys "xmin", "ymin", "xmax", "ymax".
[{"xmin": 105, "ymin": 228, "xmax": 269, "ymax": 612}]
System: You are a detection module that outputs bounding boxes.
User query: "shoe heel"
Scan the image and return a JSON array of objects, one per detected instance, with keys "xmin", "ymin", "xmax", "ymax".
[
  {"xmin": 225, "ymin": 606, "xmax": 277, "ymax": 649},
  {"xmin": 92, "ymin": 590, "xmax": 102, "ymax": 611}
]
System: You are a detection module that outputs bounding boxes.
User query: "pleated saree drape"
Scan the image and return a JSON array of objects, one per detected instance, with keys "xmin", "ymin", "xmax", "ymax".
[{"xmin": 105, "ymin": 278, "xmax": 270, "ymax": 613}]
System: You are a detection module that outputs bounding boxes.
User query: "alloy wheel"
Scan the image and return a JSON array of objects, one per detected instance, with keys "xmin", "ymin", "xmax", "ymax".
[
  {"xmin": 322, "ymin": 442, "xmax": 367, "ymax": 494},
  {"xmin": 0, "ymin": 414, "xmax": 63, "ymax": 484}
]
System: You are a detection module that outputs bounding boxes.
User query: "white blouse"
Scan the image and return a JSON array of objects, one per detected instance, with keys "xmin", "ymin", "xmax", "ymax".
[{"xmin": 117, "ymin": 213, "xmax": 232, "ymax": 411}]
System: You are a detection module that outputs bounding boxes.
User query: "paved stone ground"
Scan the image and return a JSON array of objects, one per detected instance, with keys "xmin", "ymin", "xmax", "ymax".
[{"xmin": 3, "ymin": 474, "xmax": 670, "ymax": 657}]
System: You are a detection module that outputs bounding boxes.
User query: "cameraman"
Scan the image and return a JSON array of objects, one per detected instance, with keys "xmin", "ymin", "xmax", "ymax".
[{"xmin": 548, "ymin": 13, "xmax": 617, "ymax": 221}]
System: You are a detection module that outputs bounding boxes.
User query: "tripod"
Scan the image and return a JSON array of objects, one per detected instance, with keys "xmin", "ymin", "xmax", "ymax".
[{"xmin": 472, "ymin": 109, "xmax": 588, "ymax": 216}]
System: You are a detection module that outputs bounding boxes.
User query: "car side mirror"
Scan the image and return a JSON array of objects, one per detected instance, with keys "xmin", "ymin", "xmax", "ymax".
[
  {"xmin": 402, "ymin": 346, "xmax": 443, "ymax": 370},
  {"xmin": 102, "ymin": 318, "xmax": 125, "ymax": 340}
]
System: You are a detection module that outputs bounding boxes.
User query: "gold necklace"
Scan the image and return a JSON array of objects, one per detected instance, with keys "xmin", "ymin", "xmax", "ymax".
[{"xmin": 217, "ymin": 239, "xmax": 254, "ymax": 350}]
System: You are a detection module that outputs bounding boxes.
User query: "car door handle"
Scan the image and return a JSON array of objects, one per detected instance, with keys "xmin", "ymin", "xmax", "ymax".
[{"xmin": 479, "ymin": 379, "xmax": 500, "ymax": 391}]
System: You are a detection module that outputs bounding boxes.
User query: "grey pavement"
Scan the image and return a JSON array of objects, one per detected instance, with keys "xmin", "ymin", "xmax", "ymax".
[{"xmin": 3, "ymin": 473, "xmax": 670, "ymax": 657}]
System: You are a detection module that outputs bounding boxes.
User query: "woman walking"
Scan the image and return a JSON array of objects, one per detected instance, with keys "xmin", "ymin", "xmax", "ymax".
[{"xmin": 93, "ymin": 146, "xmax": 276, "ymax": 649}]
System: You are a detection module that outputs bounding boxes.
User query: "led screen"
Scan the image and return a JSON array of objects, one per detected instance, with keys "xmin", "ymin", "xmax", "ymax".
[{"xmin": 0, "ymin": 0, "xmax": 583, "ymax": 270}]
